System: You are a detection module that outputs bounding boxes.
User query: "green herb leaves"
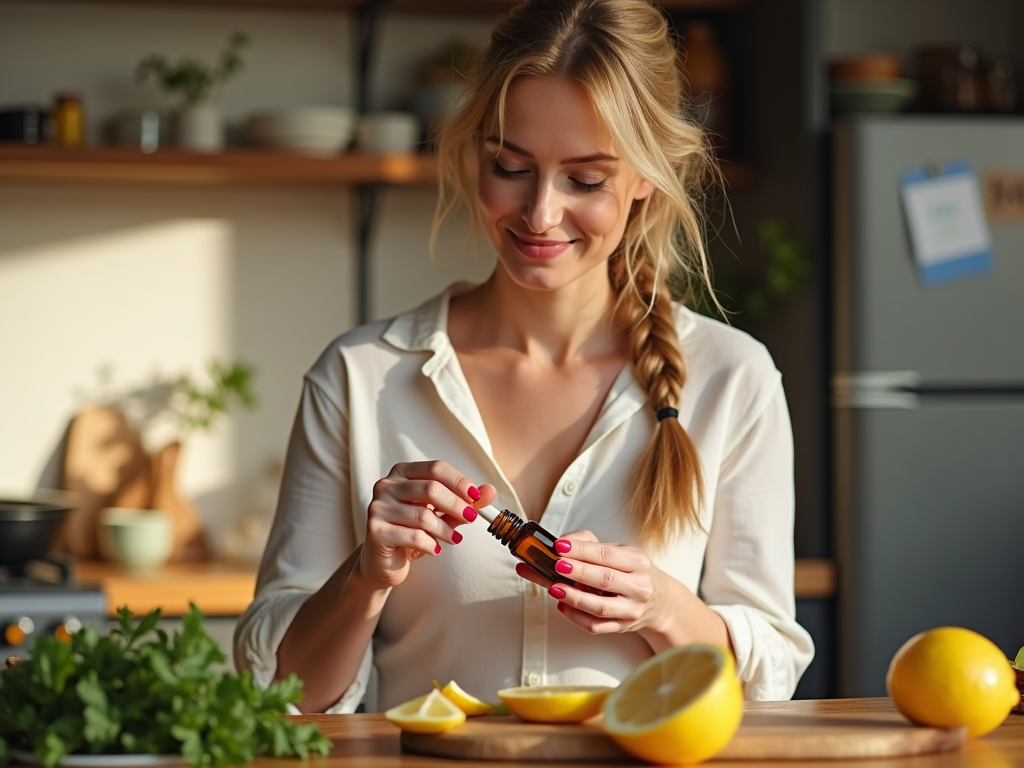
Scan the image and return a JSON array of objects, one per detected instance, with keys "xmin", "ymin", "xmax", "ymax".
[{"xmin": 0, "ymin": 605, "xmax": 330, "ymax": 768}]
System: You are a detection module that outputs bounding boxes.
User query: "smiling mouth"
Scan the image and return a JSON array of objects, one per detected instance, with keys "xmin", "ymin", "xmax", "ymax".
[{"xmin": 509, "ymin": 231, "xmax": 575, "ymax": 259}]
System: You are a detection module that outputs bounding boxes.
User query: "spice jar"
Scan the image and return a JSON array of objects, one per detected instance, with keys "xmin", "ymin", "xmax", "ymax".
[
  {"xmin": 52, "ymin": 92, "xmax": 85, "ymax": 147},
  {"xmin": 915, "ymin": 45, "xmax": 983, "ymax": 112}
]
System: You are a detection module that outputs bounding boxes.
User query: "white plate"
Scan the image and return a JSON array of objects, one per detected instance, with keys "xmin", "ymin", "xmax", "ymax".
[{"xmin": 10, "ymin": 750, "xmax": 187, "ymax": 767}]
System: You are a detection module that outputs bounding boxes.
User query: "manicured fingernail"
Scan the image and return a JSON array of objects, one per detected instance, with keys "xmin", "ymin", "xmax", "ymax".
[
  {"xmin": 549, "ymin": 585, "xmax": 566, "ymax": 599},
  {"xmin": 555, "ymin": 560, "xmax": 573, "ymax": 575},
  {"xmin": 468, "ymin": 486, "xmax": 482, "ymax": 501},
  {"xmin": 434, "ymin": 544, "xmax": 442, "ymax": 555},
  {"xmin": 464, "ymin": 506, "xmax": 478, "ymax": 523},
  {"xmin": 554, "ymin": 539, "xmax": 572, "ymax": 554},
  {"xmin": 452, "ymin": 531, "xmax": 463, "ymax": 544}
]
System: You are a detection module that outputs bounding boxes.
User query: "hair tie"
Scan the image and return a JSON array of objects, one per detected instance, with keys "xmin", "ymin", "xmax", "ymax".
[{"xmin": 656, "ymin": 407, "xmax": 679, "ymax": 422}]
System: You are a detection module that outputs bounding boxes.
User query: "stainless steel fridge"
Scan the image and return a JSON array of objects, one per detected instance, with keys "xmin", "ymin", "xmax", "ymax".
[{"xmin": 832, "ymin": 115, "xmax": 1024, "ymax": 697}]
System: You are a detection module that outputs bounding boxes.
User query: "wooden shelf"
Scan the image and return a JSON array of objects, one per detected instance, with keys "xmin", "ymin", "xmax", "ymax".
[
  {"xmin": 0, "ymin": 146, "xmax": 437, "ymax": 187},
  {"xmin": 0, "ymin": 145, "xmax": 756, "ymax": 189},
  {"xmin": 43, "ymin": 0, "xmax": 752, "ymax": 14}
]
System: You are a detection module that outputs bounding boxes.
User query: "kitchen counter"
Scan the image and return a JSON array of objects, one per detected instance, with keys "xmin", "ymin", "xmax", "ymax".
[
  {"xmin": 280, "ymin": 699, "xmax": 1024, "ymax": 767},
  {"xmin": 75, "ymin": 558, "xmax": 836, "ymax": 618},
  {"xmin": 76, "ymin": 560, "xmax": 257, "ymax": 618}
]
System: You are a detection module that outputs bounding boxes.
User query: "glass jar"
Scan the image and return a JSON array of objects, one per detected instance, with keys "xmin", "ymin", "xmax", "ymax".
[{"xmin": 52, "ymin": 92, "xmax": 85, "ymax": 147}]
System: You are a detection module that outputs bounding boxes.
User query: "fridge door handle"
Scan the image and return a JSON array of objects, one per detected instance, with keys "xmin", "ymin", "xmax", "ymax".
[{"xmin": 832, "ymin": 371, "xmax": 921, "ymax": 409}]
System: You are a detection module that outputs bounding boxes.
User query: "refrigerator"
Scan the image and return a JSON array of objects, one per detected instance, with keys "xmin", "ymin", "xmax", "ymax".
[{"xmin": 832, "ymin": 115, "xmax": 1024, "ymax": 697}]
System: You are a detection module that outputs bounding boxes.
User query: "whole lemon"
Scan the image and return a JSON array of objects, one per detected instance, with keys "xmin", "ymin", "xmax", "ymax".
[{"xmin": 886, "ymin": 626, "xmax": 1020, "ymax": 738}]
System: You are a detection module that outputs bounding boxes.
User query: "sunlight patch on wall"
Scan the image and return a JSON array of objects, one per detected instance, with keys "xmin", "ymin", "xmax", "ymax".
[{"xmin": 0, "ymin": 218, "xmax": 237, "ymax": 503}]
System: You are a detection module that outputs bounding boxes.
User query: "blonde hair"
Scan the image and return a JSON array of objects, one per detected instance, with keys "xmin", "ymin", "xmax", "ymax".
[{"xmin": 433, "ymin": 0, "xmax": 719, "ymax": 547}]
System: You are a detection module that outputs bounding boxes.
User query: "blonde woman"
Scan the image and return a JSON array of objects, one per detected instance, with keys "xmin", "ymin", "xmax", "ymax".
[{"xmin": 235, "ymin": 0, "xmax": 813, "ymax": 713}]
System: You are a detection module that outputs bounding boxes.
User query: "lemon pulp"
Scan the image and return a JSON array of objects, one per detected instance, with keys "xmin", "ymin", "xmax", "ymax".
[
  {"xmin": 886, "ymin": 626, "xmax": 1019, "ymax": 738},
  {"xmin": 384, "ymin": 689, "xmax": 467, "ymax": 734},
  {"xmin": 603, "ymin": 644, "xmax": 742, "ymax": 764}
]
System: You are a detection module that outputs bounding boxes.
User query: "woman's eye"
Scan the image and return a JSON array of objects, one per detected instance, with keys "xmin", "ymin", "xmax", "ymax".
[
  {"xmin": 491, "ymin": 159, "xmax": 526, "ymax": 179},
  {"xmin": 571, "ymin": 177, "xmax": 608, "ymax": 193}
]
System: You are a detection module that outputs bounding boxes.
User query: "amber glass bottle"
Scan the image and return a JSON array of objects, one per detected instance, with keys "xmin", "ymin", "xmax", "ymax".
[{"xmin": 480, "ymin": 505, "xmax": 575, "ymax": 586}]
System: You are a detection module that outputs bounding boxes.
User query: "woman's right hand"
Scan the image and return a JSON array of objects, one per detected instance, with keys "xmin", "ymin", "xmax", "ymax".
[{"xmin": 360, "ymin": 460, "xmax": 495, "ymax": 589}]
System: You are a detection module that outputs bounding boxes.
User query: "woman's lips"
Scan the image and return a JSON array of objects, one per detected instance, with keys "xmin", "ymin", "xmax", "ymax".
[{"xmin": 510, "ymin": 231, "xmax": 574, "ymax": 259}]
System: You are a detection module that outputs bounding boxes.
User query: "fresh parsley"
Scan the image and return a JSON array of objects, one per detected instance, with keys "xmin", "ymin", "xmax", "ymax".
[{"xmin": 0, "ymin": 605, "xmax": 330, "ymax": 768}]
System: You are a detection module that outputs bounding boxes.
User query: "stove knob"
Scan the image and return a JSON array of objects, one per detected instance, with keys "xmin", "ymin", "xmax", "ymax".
[
  {"xmin": 53, "ymin": 617, "xmax": 83, "ymax": 644},
  {"xmin": 3, "ymin": 618, "xmax": 35, "ymax": 647}
]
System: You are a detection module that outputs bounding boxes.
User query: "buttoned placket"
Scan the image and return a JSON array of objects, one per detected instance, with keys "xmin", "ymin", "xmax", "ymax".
[{"xmin": 410, "ymin": 295, "xmax": 648, "ymax": 690}]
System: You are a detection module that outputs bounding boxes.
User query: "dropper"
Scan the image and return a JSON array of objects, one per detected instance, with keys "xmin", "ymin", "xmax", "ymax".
[{"xmin": 476, "ymin": 504, "xmax": 500, "ymax": 524}]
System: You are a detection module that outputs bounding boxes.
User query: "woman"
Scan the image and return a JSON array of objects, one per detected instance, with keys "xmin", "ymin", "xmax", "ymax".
[{"xmin": 234, "ymin": 0, "xmax": 813, "ymax": 714}]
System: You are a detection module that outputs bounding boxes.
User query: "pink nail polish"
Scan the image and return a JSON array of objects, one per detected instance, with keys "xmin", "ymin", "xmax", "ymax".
[
  {"xmin": 464, "ymin": 506, "xmax": 478, "ymax": 523},
  {"xmin": 549, "ymin": 585, "xmax": 566, "ymax": 599},
  {"xmin": 555, "ymin": 560, "xmax": 573, "ymax": 575},
  {"xmin": 434, "ymin": 544, "xmax": 442, "ymax": 555},
  {"xmin": 468, "ymin": 486, "xmax": 482, "ymax": 501},
  {"xmin": 452, "ymin": 531, "xmax": 463, "ymax": 544},
  {"xmin": 554, "ymin": 539, "xmax": 572, "ymax": 554}
]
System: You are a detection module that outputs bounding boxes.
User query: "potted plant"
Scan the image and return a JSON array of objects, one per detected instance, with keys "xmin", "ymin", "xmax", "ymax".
[{"xmin": 136, "ymin": 31, "xmax": 250, "ymax": 152}]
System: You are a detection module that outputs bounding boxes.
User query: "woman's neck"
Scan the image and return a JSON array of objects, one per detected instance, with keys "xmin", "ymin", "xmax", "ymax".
[{"xmin": 450, "ymin": 270, "xmax": 625, "ymax": 365}]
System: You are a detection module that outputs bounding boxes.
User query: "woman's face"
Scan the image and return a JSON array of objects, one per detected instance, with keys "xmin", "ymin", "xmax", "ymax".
[{"xmin": 477, "ymin": 76, "xmax": 653, "ymax": 294}]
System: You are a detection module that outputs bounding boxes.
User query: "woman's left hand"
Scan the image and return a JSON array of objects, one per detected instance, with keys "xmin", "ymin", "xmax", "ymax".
[{"xmin": 514, "ymin": 529, "xmax": 670, "ymax": 636}]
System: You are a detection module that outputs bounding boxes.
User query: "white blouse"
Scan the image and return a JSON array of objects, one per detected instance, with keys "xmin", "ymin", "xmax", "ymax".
[{"xmin": 234, "ymin": 284, "xmax": 814, "ymax": 712}]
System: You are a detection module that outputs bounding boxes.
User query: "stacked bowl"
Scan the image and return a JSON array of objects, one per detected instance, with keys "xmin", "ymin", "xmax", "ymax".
[{"xmin": 245, "ymin": 106, "xmax": 356, "ymax": 155}]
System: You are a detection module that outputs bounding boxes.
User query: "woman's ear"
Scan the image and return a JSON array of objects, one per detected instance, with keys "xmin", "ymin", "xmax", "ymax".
[{"xmin": 633, "ymin": 177, "xmax": 655, "ymax": 201}]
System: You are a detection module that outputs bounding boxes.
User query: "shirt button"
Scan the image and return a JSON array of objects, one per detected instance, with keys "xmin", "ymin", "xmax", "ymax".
[
  {"xmin": 528, "ymin": 583, "xmax": 540, "ymax": 598},
  {"xmin": 527, "ymin": 672, "xmax": 541, "ymax": 686},
  {"xmin": 562, "ymin": 481, "xmax": 576, "ymax": 495}
]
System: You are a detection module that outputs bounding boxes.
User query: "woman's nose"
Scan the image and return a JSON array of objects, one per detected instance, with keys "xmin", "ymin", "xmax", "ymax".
[{"xmin": 522, "ymin": 178, "xmax": 562, "ymax": 233}]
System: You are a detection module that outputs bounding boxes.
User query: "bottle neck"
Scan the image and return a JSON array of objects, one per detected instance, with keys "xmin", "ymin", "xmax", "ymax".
[{"xmin": 487, "ymin": 509, "xmax": 525, "ymax": 545}]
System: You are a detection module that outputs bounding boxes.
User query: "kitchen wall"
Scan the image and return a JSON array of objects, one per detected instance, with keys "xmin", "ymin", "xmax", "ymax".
[{"xmin": 0, "ymin": 1, "xmax": 495, "ymax": 552}]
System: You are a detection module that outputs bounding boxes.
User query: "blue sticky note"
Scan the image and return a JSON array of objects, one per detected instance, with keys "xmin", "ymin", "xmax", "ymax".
[{"xmin": 899, "ymin": 161, "xmax": 993, "ymax": 287}]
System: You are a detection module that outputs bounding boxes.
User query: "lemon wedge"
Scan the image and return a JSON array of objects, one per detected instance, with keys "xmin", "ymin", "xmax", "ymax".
[
  {"xmin": 496, "ymin": 685, "xmax": 614, "ymax": 723},
  {"xmin": 433, "ymin": 678, "xmax": 494, "ymax": 716},
  {"xmin": 384, "ymin": 689, "xmax": 467, "ymax": 733},
  {"xmin": 887, "ymin": 626, "xmax": 1020, "ymax": 738},
  {"xmin": 603, "ymin": 644, "xmax": 742, "ymax": 764}
]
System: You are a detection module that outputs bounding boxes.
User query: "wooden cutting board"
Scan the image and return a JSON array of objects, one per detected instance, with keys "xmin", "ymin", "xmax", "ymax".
[{"xmin": 400, "ymin": 701, "xmax": 968, "ymax": 762}]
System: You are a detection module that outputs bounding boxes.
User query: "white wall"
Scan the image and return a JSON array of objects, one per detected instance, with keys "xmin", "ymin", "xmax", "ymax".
[{"xmin": 0, "ymin": 1, "xmax": 495, "ymax": 553}]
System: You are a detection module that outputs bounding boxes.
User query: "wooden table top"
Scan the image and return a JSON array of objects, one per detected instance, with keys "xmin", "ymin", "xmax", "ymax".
[{"xmin": 276, "ymin": 698, "xmax": 1024, "ymax": 768}]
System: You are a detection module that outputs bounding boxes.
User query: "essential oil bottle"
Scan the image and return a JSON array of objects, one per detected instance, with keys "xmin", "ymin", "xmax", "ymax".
[{"xmin": 478, "ymin": 505, "xmax": 575, "ymax": 586}]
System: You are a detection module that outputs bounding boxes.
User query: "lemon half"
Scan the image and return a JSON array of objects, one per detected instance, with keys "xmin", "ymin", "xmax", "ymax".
[
  {"xmin": 886, "ymin": 626, "xmax": 1019, "ymax": 738},
  {"xmin": 603, "ymin": 644, "xmax": 742, "ymax": 765},
  {"xmin": 497, "ymin": 685, "xmax": 614, "ymax": 723},
  {"xmin": 384, "ymin": 689, "xmax": 467, "ymax": 733}
]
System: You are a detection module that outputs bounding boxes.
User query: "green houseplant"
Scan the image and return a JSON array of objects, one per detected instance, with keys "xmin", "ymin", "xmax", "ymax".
[{"xmin": 136, "ymin": 32, "xmax": 250, "ymax": 152}]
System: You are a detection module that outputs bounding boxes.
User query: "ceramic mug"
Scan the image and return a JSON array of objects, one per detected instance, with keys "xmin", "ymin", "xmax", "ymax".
[{"xmin": 98, "ymin": 508, "xmax": 174, "ymax": 570}]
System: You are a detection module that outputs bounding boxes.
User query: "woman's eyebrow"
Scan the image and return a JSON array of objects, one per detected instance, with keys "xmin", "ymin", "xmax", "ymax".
[{"xmin": 485, "ymin": 135, "xmax": 618, "ymax": 165}]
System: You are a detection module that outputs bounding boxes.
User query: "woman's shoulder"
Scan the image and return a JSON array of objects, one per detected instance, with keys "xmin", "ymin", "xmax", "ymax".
[{"xmin": 672, "ymin": 302, "xmax": 778, "ymax": 386}]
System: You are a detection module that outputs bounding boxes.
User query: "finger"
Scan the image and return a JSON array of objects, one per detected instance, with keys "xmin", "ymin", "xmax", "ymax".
[
  {"xmin": 473, "ymin": 483, "xmax": 498, "ymax": 508},
  {"xmin": 550, "ymin": 529, "xmax": 597, "ymax": 556},
  {"xmin": 400, "ymin": 478, "xmax": 485, "ymax": 525},
  {"xmin": 393, "ymin": 460, "xmax": 485, "ymax": 509},
  {"xmin": 367, "ymin": 510, "xmax": 446, "ymax": 556},
  {"xmin": 555, "ymin": 600, "xmax": 630, "ymax": 635}
]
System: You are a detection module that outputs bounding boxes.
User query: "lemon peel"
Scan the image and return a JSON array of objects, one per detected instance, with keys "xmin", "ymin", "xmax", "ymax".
[
  {"xmin": 496, "ymin": 685, "xmax": 613, "ymax": 723},
  {"xmin": 603, "ymin": 644, "xmax": 742, "ymax": 765},
  {"xmin": 887, "ymin": 626, "xmax": 1019, "ymax": 738},
  {"xmin": 384, "ymin": 689, "xmax": 467, "ymax": 734}
]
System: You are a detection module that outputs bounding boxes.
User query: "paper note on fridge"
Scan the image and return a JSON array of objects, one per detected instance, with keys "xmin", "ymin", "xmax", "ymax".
[{"xmin": 899, "ymin": 161, "xmax": 993, "ymax": 287}]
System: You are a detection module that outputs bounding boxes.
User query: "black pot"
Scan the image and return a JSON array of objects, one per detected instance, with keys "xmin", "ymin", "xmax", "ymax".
[{"xmin": 0, "ymin": 495, "xmax": 75, "ymax": 566}]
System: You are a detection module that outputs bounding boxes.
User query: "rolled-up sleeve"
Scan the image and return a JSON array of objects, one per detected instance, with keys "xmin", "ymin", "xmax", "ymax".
[
  {"xmin": 233, "ymin": 373, "xmax": 372, "ymax": 713},
  {"xmin": 701, "ymin": 379, "xmax": 814, "ymax": 700}
]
